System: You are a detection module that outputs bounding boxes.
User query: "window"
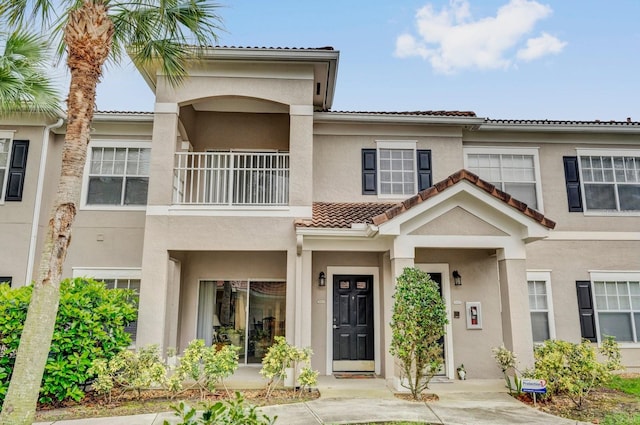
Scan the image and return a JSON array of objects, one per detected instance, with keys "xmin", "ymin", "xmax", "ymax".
[
  {"xmin": 0, "ymin": 137, "xmax": 10, "ymax": 199},
  {"xmin": 527, "ymin": 271, "xmax": 555, "ymax": 343},
  {"xmin": 0, "ymin": 276, "xmax": 12, "ymax": 287},
  {"xmin": 73, "ymin": 268, "xmax": 140, "ymax": 344},
  {"xmin": 379, "ymin": 148, "xmax": 415, "ymax": 196},
  {"xmin": 466, "ymin": 148, "xmax": 542, "ymax": 211},
  {"xmin": 0, "ymin": 132, "xmax": 29, "ymax": 203},
  {"xmin": 592, "ymin": 273, "xmax": 640, "ymax": 343},
  {"xmin": 84, "ymin": 142, "xmax": 150, "ymax": 207},
  {"xmin": 579, "ymin": 154, "xmax": 640, "ymax": 212},
  {"xmin": 361, "ymin": 141, "xmax": 432, "ymax": 197}
]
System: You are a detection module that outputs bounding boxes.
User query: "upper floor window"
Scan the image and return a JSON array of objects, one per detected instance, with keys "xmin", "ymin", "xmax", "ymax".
[
  {"xmin": 362, "ymin": 141, "xmax": 432, "ymax": 198},
  {"xmin": 527, "ymin": 271, "xmax": 555, "ymax": 343},
  {"xmin": 0, "ymin": 137, "xmax": 10, "ymax": 200},
  {"xmin": 83, "ymin": 141, "xmax": 150, "ymax": 208},
  {"xmin": 0, "ymin": 132, "xmax": 29, "ymax": 203},
  {"xmin": 580, "ymin": 154, "xmax": 640, "ymax": 212},
  {"xmin": 465, "ymin": 147, "xmax": 542, "ymax": 211},
  {"xmin": 379, "ymin": 148, "xmax": 415, "ymax": 196}
]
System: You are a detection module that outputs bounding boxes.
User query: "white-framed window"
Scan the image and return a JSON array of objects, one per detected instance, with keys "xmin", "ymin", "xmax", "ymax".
[
  {"xmin": 465, "ymin": 147, "xmax": 543, "ymax": 211},
  {"xmin": 527, "ymin": 271, "xmax": 555, "ymax": 342},
  {"xmin": 73, "ymin": 267, "xmax": 141, "ymax": 344},
  {"xmin": 591, "ymin": 272, "xmax": 640, "ymax": 344},
  {"xmin": 0, "ymin": 132, "xmax": 14, "ymax": 202},
  {"xmin": 577, "ymin": 150, "xmax": 640, "ymax": 213},
  {"xmin": 377, "ymin": 141, "xmax": 417, "ymax": 197},
  {"xmin": 82, "ymin": 140, "xmax": 151, "ymax": 209}
]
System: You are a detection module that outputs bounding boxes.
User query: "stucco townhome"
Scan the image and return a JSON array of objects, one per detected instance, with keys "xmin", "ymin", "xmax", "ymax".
[{"xmin": 1, "ymin": 46, "xmax": 639, "ymax": 386}]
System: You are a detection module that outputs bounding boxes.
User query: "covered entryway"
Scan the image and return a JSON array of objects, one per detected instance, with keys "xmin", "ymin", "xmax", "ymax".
[{"xmin": 332, "ymin": 274, "xmax": 375, "ymax": 372}]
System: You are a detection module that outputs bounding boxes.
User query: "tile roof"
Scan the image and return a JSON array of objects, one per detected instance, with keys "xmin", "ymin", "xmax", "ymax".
[
  {"xmin": 295, "ymin": 202, "xmax": 397, "ymax": 228},
  {"xmin": 485, "ymin": 118, "xmax": 639, "ymax": 126},
  {"xmin": 209, "ymin": 45, "xmax": 335, "ymax": 51},
  {"xmin": 296, "ymin": 169, "xmax": 556, "ymax": 230},
  {"xmin": 322, "ymin": 110, "xmax": 477, "ymax": 117}
]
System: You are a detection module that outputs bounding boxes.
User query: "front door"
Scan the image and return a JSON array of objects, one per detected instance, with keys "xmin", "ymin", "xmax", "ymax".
[{"xmin": 332, "ymin": 275, "xmax": 374, "ymax": 372}]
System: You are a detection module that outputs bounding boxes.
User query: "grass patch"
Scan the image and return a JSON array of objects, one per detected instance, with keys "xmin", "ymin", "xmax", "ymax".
[
  {"xmin": 607, "ymin": 375, "xmax": 640, "ymax": 396},
  {"xmin": 602, "ymin": 412, "xmax": 640, "ymax": 425}
]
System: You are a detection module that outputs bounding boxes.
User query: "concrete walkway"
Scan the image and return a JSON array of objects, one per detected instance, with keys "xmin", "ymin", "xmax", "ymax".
[{"xmin": 34, "ymin": 373, "xmax": 587, "ymax": 425}]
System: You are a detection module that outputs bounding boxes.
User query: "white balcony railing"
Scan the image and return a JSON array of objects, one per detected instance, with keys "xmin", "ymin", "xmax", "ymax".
[{"xmin": 174, "ymin": 151, "xmax": 289, "ymax": 206}]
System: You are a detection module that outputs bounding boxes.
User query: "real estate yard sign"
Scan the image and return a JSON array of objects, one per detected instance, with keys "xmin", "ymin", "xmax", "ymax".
[{"xmin": 522, "ymin": 379, "xmax": 547, "ymax": 405}]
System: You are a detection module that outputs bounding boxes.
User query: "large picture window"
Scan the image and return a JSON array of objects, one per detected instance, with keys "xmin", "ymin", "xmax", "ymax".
[
  {"xmin": 197, "ymin": 279, "xmax": 286, "ymax": 364},
  {"xmin": 84, "ymin": 142, "xmax": 150, "ymax": 207},
  {"xmin": 579, "ymin": 155, "xmax": 640, "ymax": 212},
  {"xmin": 466, "ymin": 148, "xmax": 542, "ymax": 210},
  {"xmin": 593, "ymin": 274, "xmax": 640, "ymax": 343}
]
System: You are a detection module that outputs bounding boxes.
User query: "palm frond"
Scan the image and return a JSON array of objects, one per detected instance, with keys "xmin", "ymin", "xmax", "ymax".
[
  {"xmin": 0, "ymin": 30, "xmax": 62, "ymax": 116},
  {"xmin": 110, "ymin": 0, "xmax": 224, "ymax": 85}
]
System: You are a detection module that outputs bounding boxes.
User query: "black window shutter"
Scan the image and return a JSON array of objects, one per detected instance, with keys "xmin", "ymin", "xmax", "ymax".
[
  {"xmin": 576, "ymin": 280, "xmax": 597, "ymax": 342},
  {"xmin": 362, "ymin": 149, "xmax": 377, "ymax": 195},
  {"xmin": 563, "ymin": 156, "xmax": 583, "ymax": 212},
  {"xmin": 5, "ymin": 140, "xmax": 29, "ymax": 201},
  {"xmin": 0, "ymin": 276, "xmax": 12, "ymax": 287},
  {"xmin": 417, "ymin": 149, "xmax": 432, "ymax": 191}
]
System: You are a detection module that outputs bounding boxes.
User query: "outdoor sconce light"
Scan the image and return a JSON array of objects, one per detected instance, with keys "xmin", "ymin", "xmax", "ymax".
[
  {"xmin": 318, "ymin": 271, "xmax": 327, "ymax": 287},
  {"xmin": 453, "ymin": 270, "xmax": 462, "ymax": 286}
]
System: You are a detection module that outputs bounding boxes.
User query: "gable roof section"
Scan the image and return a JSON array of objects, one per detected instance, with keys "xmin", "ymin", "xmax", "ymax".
[
  {"xmin": 372, "ymin": 169, "xmax": 556, "ymax": 229},
  {"xmin": 295, "ymin": 169, "xmax": 555, "ymax": 230}
]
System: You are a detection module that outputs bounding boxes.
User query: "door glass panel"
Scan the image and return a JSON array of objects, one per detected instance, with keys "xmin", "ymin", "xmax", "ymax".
[{"xmin": 248, "ymin": 281, "xmax": 286, "ymax": 363}]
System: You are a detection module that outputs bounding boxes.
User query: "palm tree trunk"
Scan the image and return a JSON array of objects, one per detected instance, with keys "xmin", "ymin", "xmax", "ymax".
[{"xmin": 0, "ymin": 3, "xmax": 113, "ymax": 424}]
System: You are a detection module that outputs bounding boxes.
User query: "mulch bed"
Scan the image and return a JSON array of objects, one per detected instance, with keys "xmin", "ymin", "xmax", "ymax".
[
  {"xmin": 394, "ymin": 392, "xmax": 439, "ymax": 402},
  {"xmin": 35, "ymin": 387, "xmax": 320, "ymax": 422}
]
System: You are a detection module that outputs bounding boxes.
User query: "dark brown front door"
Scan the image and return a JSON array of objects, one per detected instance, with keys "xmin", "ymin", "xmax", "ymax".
[{"xmin": 332, "ymin": 275, "xmax": 374, "ymax": 371}]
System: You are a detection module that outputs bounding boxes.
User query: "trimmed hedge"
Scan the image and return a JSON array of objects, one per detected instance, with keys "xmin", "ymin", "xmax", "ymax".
[{"xmin": 0, "ymin": 277, "xmax": 137, "ymax": 405}]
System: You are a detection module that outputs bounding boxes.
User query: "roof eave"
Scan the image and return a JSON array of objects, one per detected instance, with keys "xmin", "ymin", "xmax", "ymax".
[
  {"xmin": 295, "ymin": 225, "xmax": 378, "ymax": 238},
  {"xmin": 480, "ymin": 122, "xmax": 640, "ymax": 134},
  {"xmin": 314, "ymin": 112, "xmax": 484, "ymax": 126}
]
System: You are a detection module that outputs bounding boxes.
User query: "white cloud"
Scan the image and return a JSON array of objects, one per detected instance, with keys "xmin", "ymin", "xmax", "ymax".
[
  {"xmin": 517, "ymin": 32, "xmax": 567, "ymax": 61},
  {"xmin": 395, "ymin": 0, "xmax": 566, "ymax": 73}
]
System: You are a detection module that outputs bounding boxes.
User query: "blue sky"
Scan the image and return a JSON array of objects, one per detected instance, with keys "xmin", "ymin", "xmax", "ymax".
[{"xmin": 92, "ymin": 0, "xmax": 640, "ymax": 121}]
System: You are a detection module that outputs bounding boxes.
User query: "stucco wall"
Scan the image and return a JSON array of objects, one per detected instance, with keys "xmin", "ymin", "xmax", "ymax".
[
  {"xmin": 526, "ymin": 240, "xmax": 640, "ymax": 369},
  {"xmin": 312, "ymin": 123, "xmax": 465, "ymax": 203}
]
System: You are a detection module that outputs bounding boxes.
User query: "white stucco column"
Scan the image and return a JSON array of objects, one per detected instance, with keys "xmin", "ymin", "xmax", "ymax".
[
  {"xmin": 286, "ymin": 248, "xmax": 297, "ymax": 345},
  {"xmin": 136, "ymin": 103, "xmax": 180, "ymax": 352},
  {"xmin": 289, "ymin": 105, "xmax": 313, "ymax": 207},
  {"xmin": 385, "ymin": 240, "xmax": 415, "ymax": 384},
  {"xmin": 497, "ymin": 248, "xmax": 535, "ymax": 368},
  {"xmin": 299, "ymin": 250, "xmax": 313, "ymax": 348},
  {"xmin": 137, "ymin": 224, "xmax": 170, "ymax": 351}
]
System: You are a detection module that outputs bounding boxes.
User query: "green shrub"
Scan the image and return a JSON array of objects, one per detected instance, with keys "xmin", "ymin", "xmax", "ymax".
[
  {"xmin": 390, "ymin": 267, "xmax": 448, "ymax": 400},
  {"xmin": 89, "ymin": 344, "xmax": 167, "ymax": 402},
  {"xmin": 169, "ymin": 339, "xmax": 240, "ymax": 398},
  {"xmin": 259, "ymin": 336, "xmax": 316, "ymax": 399},
  {"xmin": 165, "ymin": 392, "xmax": 276, "ymax": 425},
  {"xmin": 0, "ymin": 278, "xmax": 137, "ymax": 405},
  {"xmin": 530, "ymin": 337, "xmax": 622, "ymax": 408}
]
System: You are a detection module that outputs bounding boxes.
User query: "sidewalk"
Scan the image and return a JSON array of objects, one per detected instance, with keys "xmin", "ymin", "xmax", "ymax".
[{"xmin": 34, "ymin": 375, "xmax": 587, "ymax": 425}]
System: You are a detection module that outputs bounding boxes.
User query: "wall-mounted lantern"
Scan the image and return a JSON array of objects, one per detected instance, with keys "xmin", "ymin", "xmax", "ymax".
[
  {"xmin": 318, "ymin": 271, "xmax": 327, "ymax": 287},
  {"xmin": 453, "ymin": 270, "xmax": 462, "ymax": 286}
]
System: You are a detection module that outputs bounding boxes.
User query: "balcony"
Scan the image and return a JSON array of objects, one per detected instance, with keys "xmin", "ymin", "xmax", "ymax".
[{"xmin": 173, "ymin": 151, "xmax": 289, "ymax": 206}]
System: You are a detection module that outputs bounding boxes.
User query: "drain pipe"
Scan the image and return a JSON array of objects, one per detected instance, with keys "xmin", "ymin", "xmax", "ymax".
[{"xmin": 25, "ymin": 117, "xmax": 64, "ymax": 285}]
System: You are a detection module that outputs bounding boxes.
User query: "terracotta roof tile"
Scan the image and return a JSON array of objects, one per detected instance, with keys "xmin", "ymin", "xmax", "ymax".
[
  {"xmin": 294, "ymin": 202, "xmax": 397, "ymax": 228},
  {"xmin": 485, "ymin": 118, "xmax": 640, "ymax": 126},
  {"xmin": 371, "ymin": 170, "xmax": 556, "ymax": 229}
]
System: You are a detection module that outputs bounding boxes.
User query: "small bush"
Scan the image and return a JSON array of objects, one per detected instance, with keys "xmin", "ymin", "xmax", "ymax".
[
  {"xmin": 165, "ymin": 392, "xmax": 276, "ymax": 425},
  {"xmin": 0, "ymin": 278, "xmax": 137, "ymax": 404},
  {"xmin": 259, "ymin": 336, "xmax": 316, "ymax": 399},
  {"xmin": 530, "ymin": 337, "xmax": 622, "ymax": 408},
  {"xmin": 169, "ymin": 339, "xmax": 240, "ymax": 397},
  {"xmin": 89, "ymin": 344, "xmax": 167, "ymax": 402}
]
